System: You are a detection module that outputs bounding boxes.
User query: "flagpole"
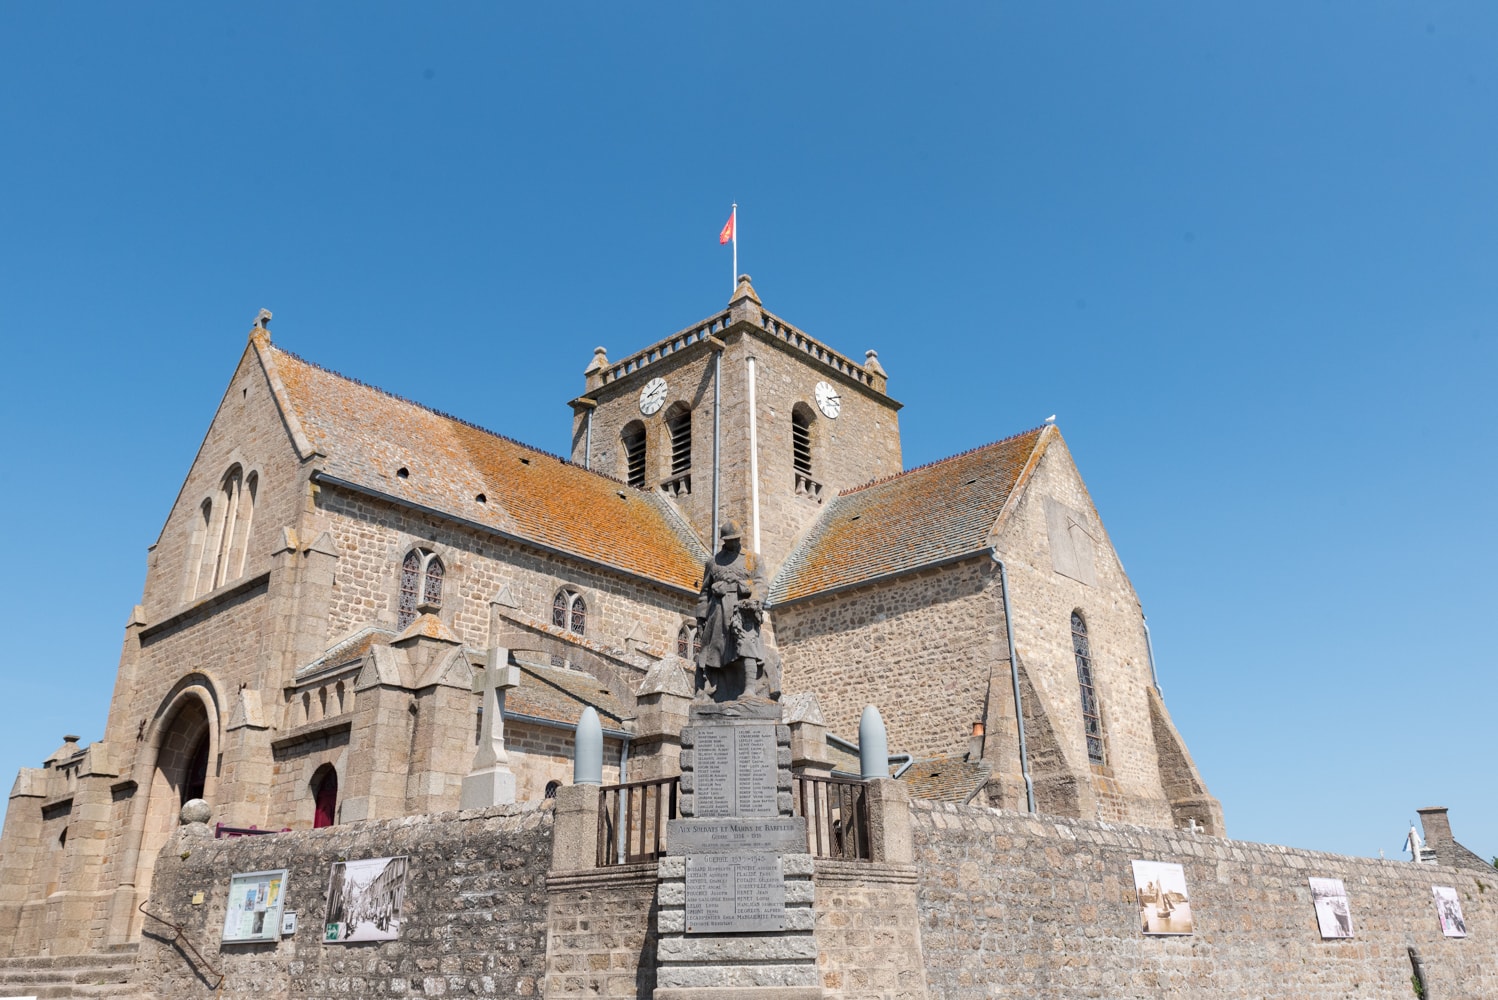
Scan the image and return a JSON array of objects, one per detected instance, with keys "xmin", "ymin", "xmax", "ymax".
[{"xmin": 731, "ymin": 202, "xmax": 737, "ymax": 292}]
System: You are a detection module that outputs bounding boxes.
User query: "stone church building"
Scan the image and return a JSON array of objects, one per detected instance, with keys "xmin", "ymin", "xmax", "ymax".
[{"xmin": 0, "ymin": 275, "xmax": 1220, "ymax": 959}]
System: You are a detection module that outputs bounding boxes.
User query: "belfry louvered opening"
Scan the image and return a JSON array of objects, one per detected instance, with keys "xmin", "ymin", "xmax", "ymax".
[
  {"xmin": 623, "ymin": 423, "xmax": 647, "ymax": 489},
  {"xmin": 667, "ymin": 405, "xmax": 692, "ymax": 475},
  {"xmin": 792, "ymin": 409, "xmax": 812, "ymax": 476}
]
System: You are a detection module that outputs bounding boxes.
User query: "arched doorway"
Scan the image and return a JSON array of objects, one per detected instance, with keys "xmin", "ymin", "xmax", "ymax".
[
  {"xmin": 311, "ymin": 766, "xmax": 338, "ymax": 828},
  {"xmin": 130, "ymin": 694, "xmax": 214, "ymax": 936}
]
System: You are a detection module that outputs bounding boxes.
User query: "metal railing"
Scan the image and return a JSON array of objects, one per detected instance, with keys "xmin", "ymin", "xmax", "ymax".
[
  {"xmin": 793, "ymin": 773, "xmax": 870, "ymax": 861},
  {"xmin": 594, "ymin": 771, "xmax": 872, "ymax": 866},
  {"xmin": 598, "ymin": 776, "xmax": 679, "ymax": 866}
]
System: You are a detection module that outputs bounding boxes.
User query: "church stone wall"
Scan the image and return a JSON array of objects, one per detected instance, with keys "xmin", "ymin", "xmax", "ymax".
[
  {"xmin": 312, "ymin": 487, "xmax": 695, "ymax": 657},
  {"xmin": 991, "ymin": 435, "xmax": 1180, "ymax": 829},
  {"xmin": 912, "ymin": 799, "xmax": 1497, "ymax": 999},
  {"xmin": 775, "ymin": 557, "xmax": 1001, "ymax": 759},
  {"xmin": 135, "ymin": 803, "xmax": 553, "ymax": 1000}
]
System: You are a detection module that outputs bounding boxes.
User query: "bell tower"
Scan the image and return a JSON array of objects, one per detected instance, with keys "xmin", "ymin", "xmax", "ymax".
[{"xmin": 569, "ymin": 275, "xmax": 902, "ymax": 578}]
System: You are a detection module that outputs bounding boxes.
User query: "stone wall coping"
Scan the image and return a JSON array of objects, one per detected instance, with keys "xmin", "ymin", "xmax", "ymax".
[
  {"xmin": 813, "ymin": 859, "xmax": 918, "ymax": 885},
  {"xmin": 547, "ymin": 862, "xmax": 658, "ymax": 891},
  {"xmin": 910, "ymin": 799, "xmax": 1492, "ymax": 879}
]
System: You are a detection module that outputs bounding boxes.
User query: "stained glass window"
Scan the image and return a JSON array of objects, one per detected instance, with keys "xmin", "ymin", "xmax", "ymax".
[
  {"xmin": 398, "ymin": 551, "xmax": 422, "ymax": 630},
  {"xmin": 1072, "ymin": 612, "xmax": 1105, "ymax": 765},
  {"xmin": 554, "ymin": 589, "xmax": 586, "ymax": 636},
  {"xmin": 424, "ymin": 557, "xmax": 444, "ymax": 606}
]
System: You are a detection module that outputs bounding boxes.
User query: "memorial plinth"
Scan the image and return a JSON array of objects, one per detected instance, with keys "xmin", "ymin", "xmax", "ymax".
[{"xmin": 654, "ymin": 705, "xmax": 822, "ymax": 1000}]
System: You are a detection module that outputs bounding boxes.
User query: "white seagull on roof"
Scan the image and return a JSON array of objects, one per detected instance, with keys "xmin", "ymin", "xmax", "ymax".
[{"xmin": 1044, "ymin": 414, "xmax": 1056, "ymax": 425}]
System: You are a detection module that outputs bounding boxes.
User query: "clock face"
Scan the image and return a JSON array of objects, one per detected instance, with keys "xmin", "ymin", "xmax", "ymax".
[
  {"xmin": 639, "ymin": 377, "xmax": 668, "ymax": 415},
  {"xmin": 814, "ymin": 380, "xmax": 841, "ymax": 419}
]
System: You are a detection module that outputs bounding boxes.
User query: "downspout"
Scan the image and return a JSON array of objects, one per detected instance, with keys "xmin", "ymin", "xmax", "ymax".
[
  {"xmin": 712, "ymin": 342, "xmax": 722, "ymax": 547},
  {"xmin": 584, "ymin": 409, "xmax": 593, "ymax": 471},
  {"xmin": 747, "ymin": 354, "xmax": 761, "ymax": 553},
  {"xmin": 615, "ymin": 732, "xmax": 631, "ymax": 862},
  {"xmin": 990, "ymin": 550, "xmax": 1036, "ymax": 813},
  {"xmin": 1142, "ymin": 614, "xmax": 1162, "ymax": 695}
]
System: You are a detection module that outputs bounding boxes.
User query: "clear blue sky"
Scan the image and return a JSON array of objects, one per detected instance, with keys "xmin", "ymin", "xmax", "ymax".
[{"xmin": 2, "ymin": 5, "xmax": 1494, "ymax": 862}]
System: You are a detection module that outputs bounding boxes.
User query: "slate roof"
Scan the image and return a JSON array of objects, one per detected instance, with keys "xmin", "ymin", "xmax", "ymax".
[
  {"xmin": 769, "ymin": 427, "xmax": 1050, "ymax": 604},
  {"xmin": 507, "ymin": 655, "xmax": 630, "ymax": 727},
  {"xmin": 266, "ymin": 343, "xmax": 708, "ymax": 593},
  {"xmin": 900, "ymin": 756, "xmax": 993, "ymax": 803}
]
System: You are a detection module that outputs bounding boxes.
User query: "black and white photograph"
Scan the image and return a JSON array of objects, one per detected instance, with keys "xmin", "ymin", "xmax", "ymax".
[
  {"xmin": 323, "ymin": 856, "xmax": 409, "ymax": 944},
  {"xmin": 1131, "ymin": 860, "xmax": 1194, "ymax": 936},
  {"xmin": 1308, "ymin": 877, "xmax": 1354, "ymax": 939},
  {"xmin": 1433, "ymin": 886, "xmax": 1468, "ymax": 938}
]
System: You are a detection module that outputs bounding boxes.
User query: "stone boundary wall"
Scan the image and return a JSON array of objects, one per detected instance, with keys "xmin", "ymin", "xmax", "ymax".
[
  {"xmin": 136, "ymin": 802, "xmax": 553, "ymax": 999},
  {"xmin": 911, "ymin": 800, "xmax": 1498, "ymax": 999}
]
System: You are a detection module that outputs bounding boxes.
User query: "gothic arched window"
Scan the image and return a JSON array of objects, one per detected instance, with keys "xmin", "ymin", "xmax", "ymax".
[
  {"xmin": 677, "ymin": 622, "xmax": 702, "ymax": 660},
  {"xmin": 398, "ymin": 548, "xmax": 444, "ymax": 630},
  {"xmin": 552, "ymin": 588, "xmax": 586, "ymax": 636},
  {"xmin": 1072, "ymin": 611, "xmax": 1106, "ymax": 765}
]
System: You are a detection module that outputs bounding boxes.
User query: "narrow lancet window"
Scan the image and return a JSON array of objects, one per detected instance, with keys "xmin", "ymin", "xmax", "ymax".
[{"xmin": 1072, "ymin": 611, "xmax": 1106, "ymax": 765}]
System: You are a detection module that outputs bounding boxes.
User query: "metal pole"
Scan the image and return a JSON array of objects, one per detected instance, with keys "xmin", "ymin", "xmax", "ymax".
[
  {"xmin": 731, "ymin": 203, "xmax": 737, "ymax": 293},
  {"xmin": 584, "ymin": 408, "xmax": 593, "ymax": 471},
  {"xmin": 747, "ymin": 354, "xmax": 761, "ymax": 554},
  {"xmin": 712, "ymin": 347, "xmax": 721, "ymax": 548}
]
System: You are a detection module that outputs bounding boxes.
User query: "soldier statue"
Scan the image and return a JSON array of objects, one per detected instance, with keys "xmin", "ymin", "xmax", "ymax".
[{"xmin": 693, "ymin": 519, "xmax": 781, "ymax": 704}]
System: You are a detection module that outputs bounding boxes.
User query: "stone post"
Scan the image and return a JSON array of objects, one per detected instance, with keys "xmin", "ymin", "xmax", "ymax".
[
  {"xmin": 863, "ymin": 777, "xmax": 914, "ymax": 865},
  {"xmin": 550, "ymin": 783, "xmax": 601, "ymax": 871}
]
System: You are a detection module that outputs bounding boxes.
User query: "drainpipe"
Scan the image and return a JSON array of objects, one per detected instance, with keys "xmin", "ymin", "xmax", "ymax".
[
  {"xmin": 584, "ymin": 409, "xmax": 593, "ymax": 471},
  {"xmin": 747, "ymin": 354, "xmax": 761, "ymax": 554},
  {"xmin": 615, "ymin": 732, "xmax": 631, "ymax": 861},
  {"xmin": 712, "ymin": 342, "xmax": 722, "ymax": 547},
  {"xmin": 990, "ymin": 550, "xmax": 1036, "ymax": 813},
  {"xmin": 1142, "ymin": 614, "xmax": 1162, "ymax": 695}
]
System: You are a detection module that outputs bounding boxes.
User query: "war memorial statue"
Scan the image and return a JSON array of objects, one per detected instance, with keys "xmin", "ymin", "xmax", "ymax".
[{"xmin": 692, "ymin": 519, "xmax": 782, "ymax": 707}]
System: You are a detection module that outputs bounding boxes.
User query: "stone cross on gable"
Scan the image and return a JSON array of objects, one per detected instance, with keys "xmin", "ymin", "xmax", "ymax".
[{"xmin": 460, "ymin": 646, "xmax": 521, "ymax": 809}]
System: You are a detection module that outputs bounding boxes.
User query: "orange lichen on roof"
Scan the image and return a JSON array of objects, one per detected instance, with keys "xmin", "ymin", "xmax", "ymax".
[
  {"xmin": 769, "ymin": 427, "xmax": 1048, "ymax": 604},
  {"xmin": 269, "ymin": 346, "xmax": 707, "ymax": 592},
  {"xmin": 393, "ymin": 613, "xmax": 460, "ymax": 644}
]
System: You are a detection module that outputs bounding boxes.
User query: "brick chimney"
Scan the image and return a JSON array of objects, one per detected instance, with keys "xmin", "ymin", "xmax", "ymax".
[{"xmin": 1417, "ymin": 807, "xmax": 1455, "ymax": 867}]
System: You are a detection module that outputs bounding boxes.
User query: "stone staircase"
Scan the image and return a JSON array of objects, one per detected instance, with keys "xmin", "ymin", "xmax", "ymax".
[{"xmin": 0, "ymin": 946, "xmax": 140, "ymax": 999}]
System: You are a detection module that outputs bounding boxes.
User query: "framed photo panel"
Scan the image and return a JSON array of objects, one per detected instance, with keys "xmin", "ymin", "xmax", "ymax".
[
  {"xmin": 324, "ymin": 856, "xmax": 410, "ymax": 944},
  {"xmin": 1131, "ymin": 860, "xmax": 1193, "ymax": 936},
  {"xmin": 221, "ymin": 869, "xmax": 289, "ymax": 944},
  {"xmin": 1308, "ymin": 877, "xmax": 1354, "ymax": 939},
  {"xmin": 1433, "ymin": 886, "xmax": 1467, "ymax": 938}
]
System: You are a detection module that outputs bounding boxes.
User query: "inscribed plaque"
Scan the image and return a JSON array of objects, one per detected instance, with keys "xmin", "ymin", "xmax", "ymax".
[
  {"xmin": 684, "ymin": 853, "xmax": 786, "ymax": 934},
  {"xmin": 688, "ymin": 724, "xmax": 778, "ymax": 818}
]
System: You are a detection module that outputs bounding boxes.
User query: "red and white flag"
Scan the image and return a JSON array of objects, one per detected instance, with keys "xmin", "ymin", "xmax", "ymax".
[{"xmin": 719, "ymin": 208, "xmax": 736, "ymax": 245}]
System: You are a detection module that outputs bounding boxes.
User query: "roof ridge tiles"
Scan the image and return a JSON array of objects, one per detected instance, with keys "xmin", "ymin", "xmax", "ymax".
[
  {"xmin": 270, "ymin": 344, "xmax": 649, "ymax": 494},
  {"xmin": 838, "ymin": 425, "xmax": 1047, "ymax": 495}
]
